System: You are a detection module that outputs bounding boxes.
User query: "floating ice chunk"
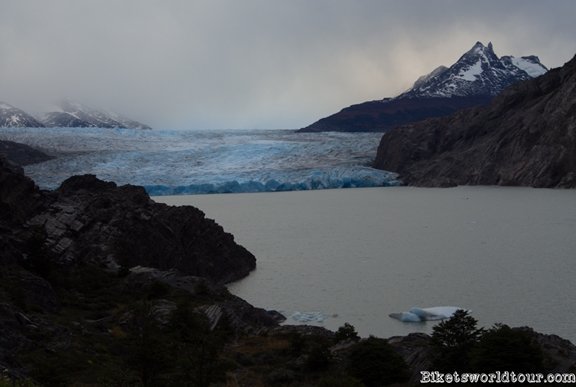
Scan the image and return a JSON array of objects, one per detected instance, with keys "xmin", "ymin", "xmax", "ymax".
[
  {"xmin": 289, "ymin": 311, "xmax": 326, "ymax": 324},
  {"xmin": 389, "ymin": 311, "xmax": 423, "ymax": 322},
  {"xmin": 389, "ymin": 306, "xmax": 465, "ymax": 322}
]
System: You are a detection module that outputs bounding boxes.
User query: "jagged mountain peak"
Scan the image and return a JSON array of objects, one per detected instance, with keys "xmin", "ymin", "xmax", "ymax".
[
  {"xmin": 399, "ymin": 41, "xmax": 547, "ymax": 100},
  {"xmin": 467, "ymin": 41, "xmax": 494, "ymax": 55}
]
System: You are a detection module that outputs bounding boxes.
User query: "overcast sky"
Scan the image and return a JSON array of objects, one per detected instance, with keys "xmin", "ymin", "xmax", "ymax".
[{"xmin": 1, "ymin": 0, "xmax": 575, "ymax": 129}]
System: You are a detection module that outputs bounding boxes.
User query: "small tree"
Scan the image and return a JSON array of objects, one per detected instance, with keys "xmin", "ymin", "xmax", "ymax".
[
  {"xmin": 431, "ymin": 310, "xmax": 484, "ymax": 372},
  {"xmin": 335, "ymin": 322, "xmax": 360, "ymax": 343}
]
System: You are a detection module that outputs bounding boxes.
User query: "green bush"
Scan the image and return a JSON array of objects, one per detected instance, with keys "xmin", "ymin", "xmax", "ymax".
[
  {"xmin": 470, "ymin": 324, "xmax": 545, "ymax": 372},
  {"xmin": 347, "ymin": 336, "xmax": 409, "ymax": 386}
]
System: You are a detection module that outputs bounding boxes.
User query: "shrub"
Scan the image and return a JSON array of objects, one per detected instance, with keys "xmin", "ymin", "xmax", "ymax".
[
  {"xmin": 470, "ymin": 324, "xmax": 546, "ymax": 372},
  {"xmin": 335, "ymin": 322, "xmax": 360, "ymax": 343},
  {"xmin": 347, "ymin": 336, "xmax": 409, "ymax": 386}
]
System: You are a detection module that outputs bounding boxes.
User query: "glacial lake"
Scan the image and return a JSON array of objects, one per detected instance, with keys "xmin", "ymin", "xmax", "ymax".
[{"xmin": 154, "ymin": 186, "xmax": 576, "ymax": 343}]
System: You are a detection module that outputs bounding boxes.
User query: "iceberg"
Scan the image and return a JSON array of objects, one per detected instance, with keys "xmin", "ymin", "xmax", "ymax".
[
  {"xmin": 389, "ymin": 306, "xmax": 464, "ymax": 323},
  {"xmin": 288, "ymin": 311, "xmax": 327, "ymax": 324},
  {"xmin": 0, "ymin": 127, "xmax": 400, "ymax": 195}
]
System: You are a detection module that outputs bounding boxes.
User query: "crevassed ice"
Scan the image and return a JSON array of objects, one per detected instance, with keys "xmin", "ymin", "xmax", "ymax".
[{"xmin": 0, "ymin": 127, "xmax": 400, "ymax": 195}]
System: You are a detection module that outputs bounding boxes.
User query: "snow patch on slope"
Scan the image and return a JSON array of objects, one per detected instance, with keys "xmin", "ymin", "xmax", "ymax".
[
  {"xmin": 510, "ymin": 57, "xmax": 547, "ymax": 77},
  {"xmin": 458, "ymin": 60, "xmax": 483, "ymax": 81}
]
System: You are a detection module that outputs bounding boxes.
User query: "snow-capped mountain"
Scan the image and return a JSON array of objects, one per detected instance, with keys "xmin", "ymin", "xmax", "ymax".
[
  {"xmin": 399, "ymin": 42, "xmax": 548, "ymax": 99},
  {"xmin": 41, "ymin": 100, "xmax": 151, "ymax": 129},
  {"xmin": 299, "ymin": 42, "xmax": 548, "ymax": 132},
  {"xmin": 0, "ymin": 100, "xmax": 151, "ymax": 129},
  {"xmin": 0, "ymin": 102, "xmax": 44, "ymax": 128}
]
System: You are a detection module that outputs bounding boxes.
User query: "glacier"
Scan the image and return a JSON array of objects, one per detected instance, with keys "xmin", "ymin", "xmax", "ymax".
[{"xmin": 0, "ymin": 127, "xmax": 399, "ymax": 195}]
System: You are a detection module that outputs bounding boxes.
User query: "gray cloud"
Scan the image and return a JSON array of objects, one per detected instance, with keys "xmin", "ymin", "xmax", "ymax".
[{"xmin": 1, "ymin": 0, "xmax": 575, "ymax": 129}]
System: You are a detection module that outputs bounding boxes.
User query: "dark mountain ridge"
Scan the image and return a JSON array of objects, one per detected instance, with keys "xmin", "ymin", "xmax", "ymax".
[
  {"xmin": 299, "ymin": 42, "xmax": 547, "ymax": 133},
  {"xmin": 373, "ymin": 53, "xmax": 576, "ymax": 187}
]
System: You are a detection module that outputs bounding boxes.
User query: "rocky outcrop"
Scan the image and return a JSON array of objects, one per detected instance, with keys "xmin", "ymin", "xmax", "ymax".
[
  {"xmin": 22, "ymin": 173, "xmax": 256, "ymax": 283},
  {"xmin": 0, "ymin": 140, "xmax": 53, "ymax": 166},
  {"xmin": 126, "ymin": 266, "xmax": 282, "ymax": 333},
  {"xmin": 374, "ymin": 53, "xmax": 576, "ymax": 187},
  {"xmin": 1, "ymin": 155, "xmax": 255, "ymax": 283},
  {"xmin": 388, "ymin": 333, "xmax": 433, "ymax": 383},
  {"xmin": 0, "ymin": 157, "xmax": 46, "ymax": 224}
]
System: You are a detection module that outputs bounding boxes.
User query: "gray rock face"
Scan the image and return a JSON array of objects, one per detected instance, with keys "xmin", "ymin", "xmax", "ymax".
[
  {"xmin": 1, "ymin": 157, "xmax": 255, "ymax": 283},
  {"xmin": 374, "ymin": 53, "xmax": 576, "ymax": 188}
]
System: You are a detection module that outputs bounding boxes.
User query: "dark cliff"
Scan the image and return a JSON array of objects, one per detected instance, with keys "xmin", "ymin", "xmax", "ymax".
[
  {"xmin": 374, "ymin": 54, "xmax": 576, "ymax": 187},
  {"xmin": 0, "ymin": 157, "xmax": 255, "ymax": 283}
]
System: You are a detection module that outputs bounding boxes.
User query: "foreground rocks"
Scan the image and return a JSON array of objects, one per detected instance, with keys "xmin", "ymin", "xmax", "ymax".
[
  {"xmin": 374, "ymin": 53, "xmax": 576, "ymax": 187},
  {"xmin": 0, "ymin": 156, "xmax": 262, "ymax": 380}
]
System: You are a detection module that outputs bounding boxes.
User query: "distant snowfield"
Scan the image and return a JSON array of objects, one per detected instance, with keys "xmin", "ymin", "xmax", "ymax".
[{"xmin": 0, "ymin": 128, "xmax": 399, "ymax": 194}]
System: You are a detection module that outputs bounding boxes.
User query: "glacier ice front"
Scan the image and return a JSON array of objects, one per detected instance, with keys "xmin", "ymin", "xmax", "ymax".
[{"xmin": 0, "ymin": 127, "xmax": 400, "ymax": 195}]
